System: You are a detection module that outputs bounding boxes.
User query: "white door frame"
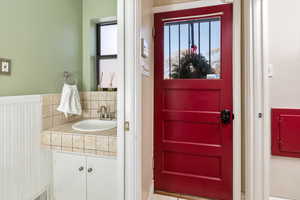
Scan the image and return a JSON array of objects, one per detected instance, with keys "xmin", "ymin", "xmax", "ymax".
[
  {"xmin": 124, "ymin": 0, "xmax": 241, "ymax": 200},
  {"xmin": 243, "ymin": 0, "xmax": 270, "ymax": 200},
  {"xmin": 117, "ymin": 0, "xmax": 125, "ymax": 199},
  {"xmin": 123, "ymin": 0, "xmax": 269, "ymax": 200},
  {"xmin": 122, "ymin": 0, "xmax": 142, "ymax": 199}
]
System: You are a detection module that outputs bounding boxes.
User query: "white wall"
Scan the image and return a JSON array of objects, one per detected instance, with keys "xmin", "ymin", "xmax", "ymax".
[
  {"xmin": 268, "ymin": 0, "xmax": 300, "ymax": 199},
  {"xmin": 82, "ymin": 0, "xmax": 117, "ymax": 91}
]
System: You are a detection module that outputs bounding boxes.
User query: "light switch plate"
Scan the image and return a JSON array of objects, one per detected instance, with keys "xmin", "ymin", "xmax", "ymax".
[
  {"xmin": 0, "ymin": 58, "xmax": 11, "ymax": 75},
  {"xmin": 267, "ymin": 64, "xmax": 273, "ymax": 78},
  {"xmin": 141, "ymin": 38, "xmax": 149, "ymax": 58}
]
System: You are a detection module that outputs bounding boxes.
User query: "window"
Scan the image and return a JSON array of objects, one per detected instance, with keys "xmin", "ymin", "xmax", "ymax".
[
  {"xmin": 164, "ymin": 18, "xmax": 221, "ymax": 80},
  {"xmin": 96, "ymin": 21, "xmax": 118, "ymax": 89},
  {"xmin": 96, "ymin": 21, "xmax": 118, "ymax": 58}
]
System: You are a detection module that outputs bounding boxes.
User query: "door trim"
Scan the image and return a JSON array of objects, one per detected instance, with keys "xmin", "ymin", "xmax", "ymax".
[
  {"xmin": 125, "ymin": 0, "xmax": 271, "ymax": 199},
  {"xmin": 152, "ymin": 0, "xmax": 234, "ymax": 14},
  {"xmin": 117, "ymin": 0, "xmax": 125, "ymax": 199},
  {"xmin": 123, "ymin": 0, "xmax": 143, "ymax": 199},
  {"xmin": 243, "ymin": 0, "xmax": 270, "ymax": 199},
  {"xmin": 153, "ymin": 1, "xmax": 241, "ymax": 200}
]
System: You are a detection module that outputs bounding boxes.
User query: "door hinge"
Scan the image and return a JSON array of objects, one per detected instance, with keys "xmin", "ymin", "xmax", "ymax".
[
  {"xmin": 152, "ymin": 26, "xmax": 155, "ymax": 39},
  {"xmin": 124, "ymin": 121, "xmax": 130, "ymax": 132},
  {"xmin": 152, "ymin": 157, "xmax": 154, "ymax": 170}
]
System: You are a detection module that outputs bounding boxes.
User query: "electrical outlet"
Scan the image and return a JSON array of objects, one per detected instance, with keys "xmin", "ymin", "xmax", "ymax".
[{"xmin": 0, "ymin": 58, "xmax": 11, "ymax": 75}]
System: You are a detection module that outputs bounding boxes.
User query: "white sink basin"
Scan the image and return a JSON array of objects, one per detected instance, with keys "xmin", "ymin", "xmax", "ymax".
[{"xmin": 72, "ymin": 120, "xmax": 117, "ymax": 132}]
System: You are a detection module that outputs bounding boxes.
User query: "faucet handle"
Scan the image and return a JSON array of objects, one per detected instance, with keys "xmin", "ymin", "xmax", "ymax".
[{"xmin": 109, "ymin": 112, "xmax": 116, "ymax": 120}]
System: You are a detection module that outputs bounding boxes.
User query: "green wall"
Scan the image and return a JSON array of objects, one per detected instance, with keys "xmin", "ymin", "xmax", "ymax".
[
  {"xmin": 82, "ymin": 0, "xmax": 117, "ymax": 91},
  {"xmin": 0, "ymin": 0, "xmax": 117, "ymax": 96},
  {"xmin": 0, "ymin": 0, "xmax": 82, "ymax": 96}
]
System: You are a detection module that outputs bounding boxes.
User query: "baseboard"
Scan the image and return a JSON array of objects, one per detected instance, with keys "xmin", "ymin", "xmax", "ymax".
[
  {"xmin": 270, "ymin": 197, "xmax": 291, "ymax": 200},
  {"xmin": 148, "ymin": 187, "xmax": 290, "ymax": 200},
  {"xmin": 240, "ymin": 194, "xmax": 291, "ymax": 200},
  {"xmin": 241, "ymin": 193, "xmax": 245, "ymax": 200},
  {"xmin": 241, "ymin": 193, "xmax": 291, "ymax": 200},
  {"xmin": 147, "ymin": 182, "xmax": 154, "ymax": 200},
  {"xmin": 151, "ymin": 189, "xmax": 242, "ymax": 200},
  {"xmin": 28, "ymin": 185, "xmax": 50, "ymax": 200}
]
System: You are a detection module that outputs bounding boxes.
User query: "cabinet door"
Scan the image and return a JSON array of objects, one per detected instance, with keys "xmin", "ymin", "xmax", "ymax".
[
  {"xmin": 87, "ymin": 157, "xmax": 117, "ymax": 200},
  {"xmin": 53, "ymin": 152, "xmax": 86, "ymax": 200}
]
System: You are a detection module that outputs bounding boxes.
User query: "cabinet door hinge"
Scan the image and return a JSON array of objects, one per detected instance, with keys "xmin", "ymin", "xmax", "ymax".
[{"xmin": 124, "ymin": 121, "xmax": 130, "ymax": 132}]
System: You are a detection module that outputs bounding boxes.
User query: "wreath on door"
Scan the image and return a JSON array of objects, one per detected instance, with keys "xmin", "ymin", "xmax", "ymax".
[{"xmin": 171, "ymin": 46, "xmax": 212, "ymax": 79}]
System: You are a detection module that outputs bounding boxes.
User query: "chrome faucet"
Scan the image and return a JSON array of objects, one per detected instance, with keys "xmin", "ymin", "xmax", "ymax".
[
  {"xmin": 98, "ymin": 105, "xmax": 108, "ymax": 120},
  {"xmin": 98, "ymin": 105, "xmax": 116, "ymax": 120}
]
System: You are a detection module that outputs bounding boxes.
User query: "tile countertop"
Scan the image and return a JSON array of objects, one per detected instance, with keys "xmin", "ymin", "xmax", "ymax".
[{"xmin": 41, "ymin": 120, "xmax": 117, "ymax": 158}]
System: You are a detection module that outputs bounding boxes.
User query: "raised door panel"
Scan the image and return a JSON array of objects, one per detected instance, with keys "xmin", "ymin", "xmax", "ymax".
[
  {"xmin": 280, "ymin": 115, "xmax": 300, "ymax": 153},
  {"xmin": 87, "ymin": 157, "xmax": 117, "ymax": 200},
  {"xmin": 53, "ymin": 152, "xmax": 86, "ymax": 200},
  {"xmin": 272, "ymin": 109, "xmax": 300, "ymax": 158}
]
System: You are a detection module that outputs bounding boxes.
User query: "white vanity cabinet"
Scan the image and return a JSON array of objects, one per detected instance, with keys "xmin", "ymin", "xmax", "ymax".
[
  {"xmin": 86, "ymin": 156, "xmax": 117, "ymax": 200},
  {"xmin": 53, "ymin": 152, "xmax": 117, "ymax": 200},
  {"xmin": 53, "ymin": 153, "xmax": 86, "ymax": 200}
]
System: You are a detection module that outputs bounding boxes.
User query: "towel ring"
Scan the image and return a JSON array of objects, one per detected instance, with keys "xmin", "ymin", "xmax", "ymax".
[{"xmin": 64, "ymin": 71, "xmax": 77, "ymax": 85}]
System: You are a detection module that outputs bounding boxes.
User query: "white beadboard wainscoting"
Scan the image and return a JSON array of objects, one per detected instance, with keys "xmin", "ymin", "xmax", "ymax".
[{"xmin": 0, "ymin": 95, "xmax": 52, "ymax": 200}]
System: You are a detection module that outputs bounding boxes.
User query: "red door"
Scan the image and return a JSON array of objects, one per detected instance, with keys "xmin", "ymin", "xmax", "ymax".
[{"xmin": 154, "ymin": 4, "xmax": 233, "ymax": 200}]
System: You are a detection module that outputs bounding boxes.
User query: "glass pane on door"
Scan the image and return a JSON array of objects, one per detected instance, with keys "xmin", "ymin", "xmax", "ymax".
[{"xmin": 163, "ymin": 18, "xmax": 221, "ymax": 80}]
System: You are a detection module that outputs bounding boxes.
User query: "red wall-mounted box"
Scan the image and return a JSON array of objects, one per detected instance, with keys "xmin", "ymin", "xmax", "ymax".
[{"xmin": 272, "ymin": 109, "xmax": 300, "ymax": 158}]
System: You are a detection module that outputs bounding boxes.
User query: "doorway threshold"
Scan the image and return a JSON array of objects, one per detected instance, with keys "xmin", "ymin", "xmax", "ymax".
[{"xmin": 155, "ymin": 190, "xmax": 214, "ymax": 200}]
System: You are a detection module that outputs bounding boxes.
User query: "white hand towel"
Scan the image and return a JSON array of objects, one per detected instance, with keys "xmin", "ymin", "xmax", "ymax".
[{"xmin": 57, "ymin": 84, "xmax": 82, "ymax": 118}]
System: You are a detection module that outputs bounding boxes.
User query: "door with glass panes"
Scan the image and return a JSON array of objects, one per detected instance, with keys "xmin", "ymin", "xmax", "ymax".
[{"xmin": 154, "ymin": 4, "xmax": 233, "ymax": 200}]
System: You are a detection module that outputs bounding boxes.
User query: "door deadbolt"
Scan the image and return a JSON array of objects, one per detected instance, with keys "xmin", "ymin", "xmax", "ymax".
[{"xmin": 221, "ymin": 109, "xmax": 232, "ymax": 124}]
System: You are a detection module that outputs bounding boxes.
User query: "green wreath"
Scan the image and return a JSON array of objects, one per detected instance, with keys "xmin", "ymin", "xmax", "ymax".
[{"xmin": 171, "ymin": 50, "xmax": 212, "ymax": 79}]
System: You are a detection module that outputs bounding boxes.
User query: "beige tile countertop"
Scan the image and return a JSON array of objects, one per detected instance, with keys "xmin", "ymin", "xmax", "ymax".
[{"xmin": 41, "ymin": 120, "xmax": 117, "ymax": 157}]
